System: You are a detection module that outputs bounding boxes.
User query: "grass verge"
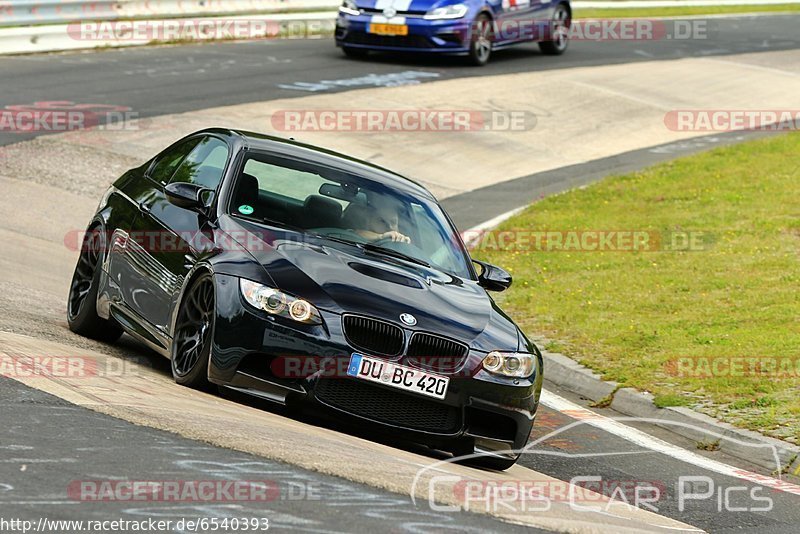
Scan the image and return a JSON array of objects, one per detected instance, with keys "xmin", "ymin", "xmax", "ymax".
[{"xmin": 473, "ymin": 132, "xmax": 800, "ymax": 444}]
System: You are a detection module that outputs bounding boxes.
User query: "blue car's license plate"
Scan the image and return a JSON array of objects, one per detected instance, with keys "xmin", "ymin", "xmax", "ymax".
[{"xmin": 347, "ymin": 353, "xmax": 449, "ymax": 400}]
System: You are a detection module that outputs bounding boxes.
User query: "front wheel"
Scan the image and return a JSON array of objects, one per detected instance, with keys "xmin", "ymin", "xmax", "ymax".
[
  {"xmin": 539, "ymin": 4, "xmax": 570, "ymax": 55},
  {"xmin": 171, "ymin": 273, "xmax": 215, "ymax": 390},
  {"xmin": 67, "ymin": 226, "xmax": 123, "ymax": 343},
  {"xmin": 468, "ymin": 14, "xmax": 493, "ymax": 66}
]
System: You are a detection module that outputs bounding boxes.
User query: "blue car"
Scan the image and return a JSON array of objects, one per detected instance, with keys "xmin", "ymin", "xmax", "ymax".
[{"xmin": 335, "ymin": 0, "xmax": 571, "ymax": 65}]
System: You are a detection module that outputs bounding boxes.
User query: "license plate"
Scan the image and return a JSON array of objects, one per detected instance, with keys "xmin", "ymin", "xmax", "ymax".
[
  {"xmin": 368, "ymin": 23, "xmax": 408, "ymax": 36},
  {"xmin": 347, "ymin": 353, "xmax": 449, "ymax": 400}
]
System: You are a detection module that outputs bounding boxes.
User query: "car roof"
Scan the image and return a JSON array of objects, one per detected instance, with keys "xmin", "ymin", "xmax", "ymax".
[{"xmin": 202, "ymin": 128, "xmax": 437, "ymax": 201}]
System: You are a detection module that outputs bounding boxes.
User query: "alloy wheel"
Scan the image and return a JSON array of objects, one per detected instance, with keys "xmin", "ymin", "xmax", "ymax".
[
  {"xmin": 68, "ymin": 228, "xmax": 103, "ymax": 320},
  {"xmin": 173, "ymin": 276, "xmax": 215, "ymax": 377}
]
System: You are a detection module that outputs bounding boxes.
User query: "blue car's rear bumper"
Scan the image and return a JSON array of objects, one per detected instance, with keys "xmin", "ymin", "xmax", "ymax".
[{"xmin": 335, "ymin": 13, "xmax": 473, "ymax": 54}]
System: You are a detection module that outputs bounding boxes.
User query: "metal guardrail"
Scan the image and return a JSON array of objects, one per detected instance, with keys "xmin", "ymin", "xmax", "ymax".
[
  {"xmin": 0, "ymin": 0, "xmax": 341, "ymax": 27},
  {"xmin": 0, "ymin": 0, "xmax": 795, "ymax": 54},
  {"xmin": 0, "ymin": 0, "xmax": 112, "ymax": 27},
  {"xmin": 2, "ymin": 0, "xmax": 795, "ymax": 27},
  {"xmin": 0, "ymin": 10, "xmax": 338, "ymax": 54}
]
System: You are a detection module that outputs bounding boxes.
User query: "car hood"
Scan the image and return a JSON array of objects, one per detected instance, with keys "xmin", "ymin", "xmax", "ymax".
[
  {"xmin": 220, "ymin": 217, "xmax": 520, "ymax": 352},
  {"xmin": 354, "ymin": 0, "xmax": 454, "ymax": 12}
]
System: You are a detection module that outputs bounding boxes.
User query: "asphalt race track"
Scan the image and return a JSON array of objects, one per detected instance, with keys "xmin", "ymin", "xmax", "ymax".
[
  {"xmin": 1, "ymin": 14, "xmax": 799, "ymax": 148},
  {"xmin": 1, "ymin": 13, "xmax": 799, "ymax": 534},
  {"xmin": 0, "ymin": 376, "xmax": 543, "ymax": 533}
]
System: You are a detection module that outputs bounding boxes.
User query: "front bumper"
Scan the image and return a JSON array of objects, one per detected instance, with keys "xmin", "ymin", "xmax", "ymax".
[
  {"xmin": 335, "ymin": 13, "xmax": 473, "ymax": 54},
  {"xmin": 208, "ymin": 274, "xmax": 541, "ymax": 454}
]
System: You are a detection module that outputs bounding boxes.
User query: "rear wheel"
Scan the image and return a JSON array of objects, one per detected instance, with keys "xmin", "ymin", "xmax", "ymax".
[
  {"xmin": 171, "ymin": 273, "xmax": 215, "ymax": 389},
  {"xmin": 67, "ymin": 226, "xmax": 123, "ymax": 343},
  {"xmin": 468, "ymin": 14, "xmax": 493, "ymax": 66},
  {"xmin": 539, "ymin": 4, "xmax": 570, "ymax": 55}
]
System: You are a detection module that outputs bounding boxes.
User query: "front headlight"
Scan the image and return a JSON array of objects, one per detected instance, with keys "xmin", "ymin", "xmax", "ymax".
[
  {"xmin": 482, "ymin": 351, "xmax": 535, "ymax": 378},
  {"xmin": 339, "ymin": 0, "xmax": 360, "ymax": 16},
  {"xmin": 424, "ymin": 3, "xmax": 468, "ymax": 19},
  {"xmin": 239, "ymin": 279, "xmax": 322, "ymax": 325}
]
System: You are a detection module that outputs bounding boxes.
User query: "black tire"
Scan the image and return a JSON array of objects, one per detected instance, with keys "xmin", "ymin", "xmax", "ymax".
[
  {"xmin": 342, "ymin": 46, "xmax": 369, "ymax": 59},
  {"xmin": 468, "ymin": 14, "xmax": 493, "ymax": 66},
  {"xmin": 67, "ymin": 226, "xmax": 123, "ymax": 343},
  {"xmin": 171, "ymin": 273, "xmax": 215, "ymax": 390},
  {"xmin": 539, "ymin": 4, "xmax": 570, "ymax": 55}
]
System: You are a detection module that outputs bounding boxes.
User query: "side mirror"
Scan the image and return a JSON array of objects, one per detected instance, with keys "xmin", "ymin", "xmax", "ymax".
[
  {"xmin": 473, "ymin": 259, "xmax": 512, "ymax": 292},
  {"xmin": 165, "ymin": 182, "xmax": 213, "ymax": 213}
]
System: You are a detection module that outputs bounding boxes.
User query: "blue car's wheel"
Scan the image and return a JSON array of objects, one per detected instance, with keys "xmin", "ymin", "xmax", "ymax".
[
  {"xmin": 539, "ymin": 3, "xmax": 570, "ymax": 55},
  {"xmin": 468, "ymin": 14, "xmax": 493, "ymax": 66}
]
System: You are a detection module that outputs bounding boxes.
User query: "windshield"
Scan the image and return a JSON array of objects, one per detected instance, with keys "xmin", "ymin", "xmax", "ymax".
[{"xmin": 228, "ymin": 151, "xmax": 473, "ymax": 279}]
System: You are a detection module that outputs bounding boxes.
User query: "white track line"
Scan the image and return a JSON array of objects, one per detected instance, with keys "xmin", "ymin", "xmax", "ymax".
[
  {"xmin": 540, "ymin": 390, "xmax": 800, "ymax": 496},
  {"xmin": 465, "ymin": 211, "xmax": 800, "ymax": 497}
]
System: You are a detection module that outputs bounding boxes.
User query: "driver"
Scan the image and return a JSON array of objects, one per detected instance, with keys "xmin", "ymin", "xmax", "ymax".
[{"xmin": 348, "ymin": 191, "xmax": 411, "ymax": 243}]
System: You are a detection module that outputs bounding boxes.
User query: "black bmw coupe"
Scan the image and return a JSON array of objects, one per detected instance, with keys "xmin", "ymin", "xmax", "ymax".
[{"xmin": 67, "ymin": 128, "xmax": 542, "ymax": 470}]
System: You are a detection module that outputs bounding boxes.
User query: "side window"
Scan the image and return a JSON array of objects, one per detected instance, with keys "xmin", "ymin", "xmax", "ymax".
[
  {"xmin": 169, "ymin": 137, "xmax": 230, "ymax": 190},
  {"xmin": 149, "ymin": 138, "xmax": 200, "ymax": 185}
]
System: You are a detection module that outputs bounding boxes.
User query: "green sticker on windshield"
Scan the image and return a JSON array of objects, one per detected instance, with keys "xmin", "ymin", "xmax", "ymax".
[{"xmin": 238, "ymin": 204, "xmax": 254, "ymax": 215}]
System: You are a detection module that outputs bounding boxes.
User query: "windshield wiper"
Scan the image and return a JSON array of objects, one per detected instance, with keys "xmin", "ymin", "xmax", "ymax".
[
  {"xmin": 363, "ymin": 243, "xmax": 430, "ymax": 268},
  {"xmin": 312, "ymin": 234, "xmax": 365, "ymax": 249},
  {"xmin": 263, "ymin": 218, "xmax": 307, "ymax": 234}
]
